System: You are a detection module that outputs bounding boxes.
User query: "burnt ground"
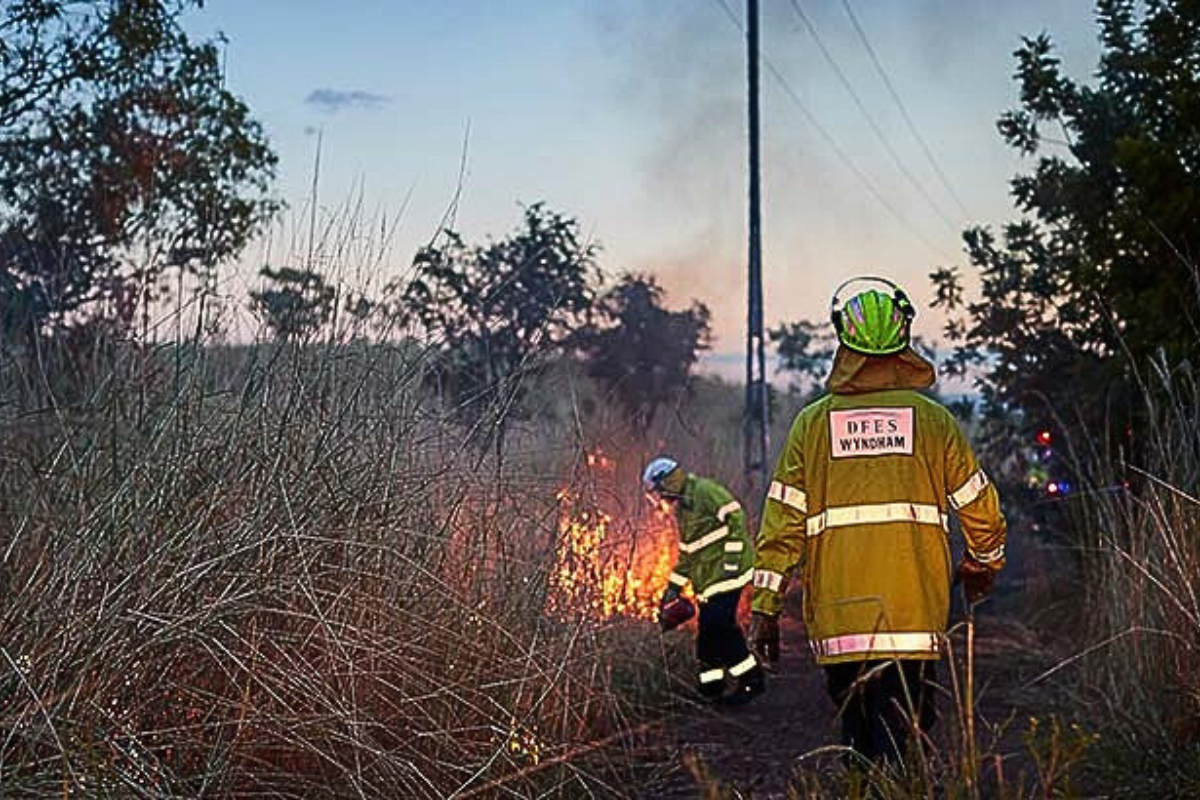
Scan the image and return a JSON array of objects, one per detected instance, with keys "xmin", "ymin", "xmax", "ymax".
[{"xmin": 633, "ymin": 603, "xmax": 1066, "ymax": 799}]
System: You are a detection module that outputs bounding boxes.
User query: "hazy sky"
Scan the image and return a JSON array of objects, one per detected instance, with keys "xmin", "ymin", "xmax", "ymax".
[{"xmin": 187, "ymin": 1, "xmax": 1100, "ymax": 369}]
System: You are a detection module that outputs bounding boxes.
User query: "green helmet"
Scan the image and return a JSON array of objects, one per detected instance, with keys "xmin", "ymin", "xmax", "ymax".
[{"xmin": 831, "ymin": 277, "xmax": 915, "ymax": 356}]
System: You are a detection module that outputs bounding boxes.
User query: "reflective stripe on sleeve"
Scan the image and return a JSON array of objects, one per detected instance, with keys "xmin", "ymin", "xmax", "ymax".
[
  {"xmin": 811, "ymin": 631, "xmax": 941, "ymax": 659},
  {"xmin": 679, "ymin": 525, "xmax": 728, "ymax": 553},
  {"xmin": 668, "ymin": 572, "xmax": 688, "ymax": 587},
  {"xmin": 699, "ymin": 569, "xmax": 752, "ymax": 599},
  {"xmin": 699, "ymin": 668, "xmax": 724, "ymax": 684},
  {"xmin": 806, "ymin": 503, "xmax": 948, "ymax": 537},
  {"xmin": 716, "ymin": 501, "xmax": 742, "ymax": 521},
  {"xmin": 753, "ymin": 569, "xmax": 784, "ymax": 592},
  {"xmin": 970, "ymin": 544, "xmax": 1005, "ymax": 564},
  {"xmin": 767, "ymin": 480, "xmax": 807, "ymax": 512},
  {"xmin": 724, "ymin": 540, "xmax": 745, "ymax": 553},
  {"xmin": 950, "ymin": 470, "xmax": 990, "ymax": 510},
  {"xmin": 729, "ymin": 654, "xmax": 758, "ymax": 677}
]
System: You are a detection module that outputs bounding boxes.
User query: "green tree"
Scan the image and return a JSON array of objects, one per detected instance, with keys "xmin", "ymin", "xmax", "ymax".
[
  {"xmin": 0, "ymin": 0, "xmax": 278, "ymax": 343},
  {"xmin": 769, "ymin": 319, "xmax": 835, "ymax": 396},
  {"xmin": 934, "ymin": 0, "xmax": 1200, "ymax": 444},
  {"xmin": 394, "ymin": 203, "xmax": 599, "ymax": 437},
  {"xmin": 250, "ymin": 266, "xmax": 336, "ymax": 341},
  {"xmin": 576, "ymin": 274, "xmax": 711, "ymax": 433}
]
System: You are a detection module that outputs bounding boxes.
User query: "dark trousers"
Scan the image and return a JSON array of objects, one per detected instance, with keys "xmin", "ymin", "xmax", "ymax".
[
  {"xmin": 824, "ymin": 659, "xmax": 938, "ymax": 763},
  {"xmin": 696, "ymin": 590, "xmax": 761, "ymax": 697}
]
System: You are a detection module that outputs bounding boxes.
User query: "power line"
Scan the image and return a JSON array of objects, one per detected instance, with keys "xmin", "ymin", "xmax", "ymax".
[
  {"xmin": 840, "ymin": 0, "xmax": 974, "ymax": 221},
  {"xmin": 786, "ymin": 0, "xmax": 960, "ymax": 236},
  {"xmin": 711, "ymin": 0, "xmax": 957, "ymax": 262}
]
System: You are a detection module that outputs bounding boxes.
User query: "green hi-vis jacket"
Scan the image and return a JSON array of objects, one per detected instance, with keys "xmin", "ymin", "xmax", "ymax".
[
  {"xmin": 667, "ymin": 474, "xmax": 755, "ymax": 601},
  {"xmin": 752, "ymin": 347, "xmax": 1007, "ymax": 665}
]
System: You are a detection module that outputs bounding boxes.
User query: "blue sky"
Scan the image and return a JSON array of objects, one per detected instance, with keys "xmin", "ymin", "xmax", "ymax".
[{"xmin": 187, "ymin": 1, "xmax": 1100, "ymax": 371}]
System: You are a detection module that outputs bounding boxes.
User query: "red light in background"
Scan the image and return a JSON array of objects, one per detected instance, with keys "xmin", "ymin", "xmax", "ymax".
[{"xmin": 1037, "ymin": 430, "xmax": 1052, "ymax": 446}]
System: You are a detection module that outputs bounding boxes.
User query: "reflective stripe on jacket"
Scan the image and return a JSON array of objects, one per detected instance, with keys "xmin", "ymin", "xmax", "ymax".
[
  {"xmin": 752, "ymin": 347, "xmax": 1007, "ymax": 665},
  {"xmin": 669, "ymin": 474, "xmax": 754, "ymax": 600}
]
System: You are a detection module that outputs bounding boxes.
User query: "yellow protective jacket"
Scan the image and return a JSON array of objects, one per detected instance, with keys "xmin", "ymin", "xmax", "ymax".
[
  {"xmin": 667, "ymin": 474, "xmax": 755, "ymax": 601},
  {"xmin": 752, "ymin": 347, "xmax": 1007, "ymax": 665}
]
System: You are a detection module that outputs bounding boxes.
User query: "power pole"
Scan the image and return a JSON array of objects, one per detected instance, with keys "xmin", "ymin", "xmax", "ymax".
[{"xmin": 744, "ymin": 0, "xmax": 769, "ymax": 492}]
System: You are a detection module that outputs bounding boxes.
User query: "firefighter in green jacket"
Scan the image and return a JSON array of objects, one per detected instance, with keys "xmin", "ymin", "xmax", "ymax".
[
  {"xmin": 643, "ymin": 458, "xmax": 765, "ymax": 703},
  {"xmin": 749, "ymin": 277, "xmax": 1007, "ymax": 762}
]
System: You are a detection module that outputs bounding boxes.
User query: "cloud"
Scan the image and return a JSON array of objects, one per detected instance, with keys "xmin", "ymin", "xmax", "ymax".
[{"xmin": 305, "ymin": 88, "xmax": 390, "ymax": 114}]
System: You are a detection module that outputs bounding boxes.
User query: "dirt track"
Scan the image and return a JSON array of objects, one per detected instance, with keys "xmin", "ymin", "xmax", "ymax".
[
  {"xmin": 635, "ymin": 597, "xmax": 1055, "ymax": 798},
  {"xmin": 638, "ymin": 616, "xmax": 835, "ymax": 798}
]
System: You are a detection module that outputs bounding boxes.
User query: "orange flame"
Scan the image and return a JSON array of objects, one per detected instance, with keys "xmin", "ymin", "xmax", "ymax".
[{"xmin": 548, "ymin": 452, "xmax": 687, "ymax": 621}]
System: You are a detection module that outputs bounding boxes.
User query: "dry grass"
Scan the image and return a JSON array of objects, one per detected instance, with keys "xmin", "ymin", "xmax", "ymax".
[
  {"xmin": 0, "ymin": 333, "xmax": 683, "ymax": 797},
  {"xmin": 1044, "ymin": 353, "xmax": 1200, "ymax": 795},
  {"xmin": 8, "ymin": 288, "xmax": 1196, "ymax": 796}
]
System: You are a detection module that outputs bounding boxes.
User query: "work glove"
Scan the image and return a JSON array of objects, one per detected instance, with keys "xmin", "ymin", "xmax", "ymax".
[
  {"xmin": 956, "ymin": 557, "xmax": 995, "ymax": 604},
  {"xmin": 657, "ymin": 587, "xmax": 696, "ymax": 633},
  {"xmin": 749, "ymin": 612, "xmax": 780, "ymax": 665}
]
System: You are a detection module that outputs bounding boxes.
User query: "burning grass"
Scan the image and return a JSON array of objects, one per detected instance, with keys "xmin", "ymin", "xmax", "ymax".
[{"xmin": 547, "ymin": 484, "xmax": 683, "ymax": 623}]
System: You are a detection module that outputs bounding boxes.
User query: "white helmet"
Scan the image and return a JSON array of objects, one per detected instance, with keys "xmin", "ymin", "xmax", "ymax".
[{"xmin": 642, "ymin": 456, "xmax": 680, "ymax": 494}]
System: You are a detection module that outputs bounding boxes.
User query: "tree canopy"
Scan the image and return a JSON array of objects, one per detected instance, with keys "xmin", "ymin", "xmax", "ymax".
[
  {"xmin": 250, "ymin": 266, "xmax": 336, "ymax": 342},
  {"xmin": 0, "ymin": 0, "xmax": 278, "ymax": 343},
  {"xmin": 769, "ymin": 319, "xmax": 835, "ymax": 396},
  {"xmin": 576, "ymin": 274, "xmax": 711, "ymax": 433},
  {"xmin": 934, "ymin": 0, "xmax": 1200, "ymax": 440},
  {"xmin": 394, "ymin": 203, "xmax": 599, "ymax": 430}
]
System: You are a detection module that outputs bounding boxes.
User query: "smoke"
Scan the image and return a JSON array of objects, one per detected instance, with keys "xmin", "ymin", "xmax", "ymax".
[
  {"xmin": 587, "ymin": 2, "xmax": 757, "ymax": 347},
  {"xmin": 588, "ymin": 1, "xmax": 882, "ymax": 351},
  {"xmin": 586, "ymin": 0, "xmax": 1100, "ymax": 357}
]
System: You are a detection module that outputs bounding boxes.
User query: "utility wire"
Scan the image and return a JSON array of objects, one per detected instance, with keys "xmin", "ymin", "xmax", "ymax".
[
  {"xmin": 786, "ymin": 0, "xmax": 959, "ymax": 236},
  {"xmin": 711, "ymin": 0, "xmax": 957, "ymax": 262},
  {"xmin": 840, "ymin": 0, "xmax": 974, "ymax": 221}
]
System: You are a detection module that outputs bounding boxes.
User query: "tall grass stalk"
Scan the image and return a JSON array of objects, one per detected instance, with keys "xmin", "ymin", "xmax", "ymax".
[
  {"xmin": 1053, "ymin": 353, "xmax": 1200, "ymax": 792},
  {"xmin": 0, "ymin": 323, "xmax": 671, "ymax": 796}
]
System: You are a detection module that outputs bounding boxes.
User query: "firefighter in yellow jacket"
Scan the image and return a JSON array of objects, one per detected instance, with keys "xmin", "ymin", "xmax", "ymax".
[
  {"xmin": 749, "ymin": 277, "xmax": 1007, "ymax": 762},
  {"xmin": 643, "ymin": 457, "xmax": 765, "ymax": 704}
]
